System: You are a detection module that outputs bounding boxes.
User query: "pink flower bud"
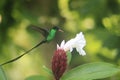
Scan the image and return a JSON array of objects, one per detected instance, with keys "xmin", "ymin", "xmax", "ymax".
[{"xmin": 52, "ymin": 49, "xmax": 67, "ymax": 80}]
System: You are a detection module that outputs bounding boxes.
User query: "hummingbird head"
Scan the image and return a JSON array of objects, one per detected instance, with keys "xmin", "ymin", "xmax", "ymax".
[{"xmin": 53, "ymin": 26, "xmax": 63, "ymax": 32}]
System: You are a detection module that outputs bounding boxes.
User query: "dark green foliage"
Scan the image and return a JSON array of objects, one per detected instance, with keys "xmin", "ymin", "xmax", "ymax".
[{"xmin": 0, "ymin": 0, "xmax": 120, "ymax": 80}]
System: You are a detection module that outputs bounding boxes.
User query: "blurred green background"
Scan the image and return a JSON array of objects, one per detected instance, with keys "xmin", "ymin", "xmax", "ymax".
[{"xmin": 0, "ymin": 0, "xmax": 120, "ymax": 80}]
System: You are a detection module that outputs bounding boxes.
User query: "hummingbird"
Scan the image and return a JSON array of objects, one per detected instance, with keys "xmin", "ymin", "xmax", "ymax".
[{"xmin": 0, "ymin": 26, "xmax": 63, "ymax": 66}]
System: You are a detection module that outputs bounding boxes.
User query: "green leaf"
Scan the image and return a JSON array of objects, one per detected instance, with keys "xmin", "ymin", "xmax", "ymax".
[
  {"xmin": 42, "ymin": 65, "xmax": 52, "ymax": 75},
  {"xmin": 0, "ymin": 66, "xmax": 7, "ymax": 80},
  {"xmin": 25, "ymin": 75, "xmax": 49, "ymax": 80},
  {"xmin": 66, "ymin": 51, "xmax": 72, "ymax": 65},
  {"xmin": 61, "ymin": 62, "xmax": 120, "ymax": 80}
]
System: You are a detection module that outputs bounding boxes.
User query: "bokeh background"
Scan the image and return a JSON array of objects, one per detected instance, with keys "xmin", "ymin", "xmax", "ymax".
[{"xmin": 0, "ymin": 0, "xmax": 120, "ymax": 80}]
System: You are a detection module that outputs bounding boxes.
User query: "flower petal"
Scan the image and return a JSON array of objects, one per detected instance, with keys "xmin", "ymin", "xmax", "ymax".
[
  {"xmin": 76, "ymin": 48, "xmax": 86, "ymax": 56},
  {"xmin": 57, "ymin": 44, "xmax": 60, "ymax": 49},
  {"xmin": 60, "ymin": 40, "xmax": 65, "ymax": 48},
  {"xmin": 64, "ymin": 32, "xmax": 86, "ymax": 55},
  {"xmin": 64, "ymin": 39, "xmax": 75, "ymax": 51},
  {"xmin": 69, "ymin": 47, "xmax": 73, "ymax": 52}
]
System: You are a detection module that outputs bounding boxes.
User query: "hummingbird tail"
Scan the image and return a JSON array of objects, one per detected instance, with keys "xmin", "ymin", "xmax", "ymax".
[{"xmin": 0, "ymin": 40, "xmax": 47, "ymax": 66}]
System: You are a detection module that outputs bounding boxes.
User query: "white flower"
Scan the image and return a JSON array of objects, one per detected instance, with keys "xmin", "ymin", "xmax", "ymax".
[{"xmin": 57, "ymin": 32, "xmax": 86, "ymax": 56}]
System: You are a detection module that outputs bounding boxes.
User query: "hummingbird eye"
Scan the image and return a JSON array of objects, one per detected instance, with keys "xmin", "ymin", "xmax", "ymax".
[
  {"xmin": 53, "ymin": 26, "xmax": 59, "ymax": 30},
  {"xmin": 53, "ymin": 26, "xmax": 63, "ymax": 32}
]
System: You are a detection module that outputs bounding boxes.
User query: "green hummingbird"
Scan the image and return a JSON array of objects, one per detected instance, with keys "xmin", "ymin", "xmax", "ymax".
[{"xmin": 0, "ymin": 26, "xmax": 63, "ymax": 66}]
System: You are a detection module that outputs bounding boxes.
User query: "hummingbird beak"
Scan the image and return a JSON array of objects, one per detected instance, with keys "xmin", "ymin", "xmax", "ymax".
[{"xmin": 58, "ymin": 29, "xmax": 64, "ymax": 32}]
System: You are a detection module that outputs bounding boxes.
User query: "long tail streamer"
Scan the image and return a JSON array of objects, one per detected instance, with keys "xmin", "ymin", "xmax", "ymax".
[{"xmin": 0, "ymin": 40, "xmax": 47, "ymax": 66}]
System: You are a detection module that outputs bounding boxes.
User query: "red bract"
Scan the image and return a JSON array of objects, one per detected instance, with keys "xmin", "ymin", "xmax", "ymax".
[{"xmin": 52, "ymin": 49, "xmax": 67, "ymax": 80}]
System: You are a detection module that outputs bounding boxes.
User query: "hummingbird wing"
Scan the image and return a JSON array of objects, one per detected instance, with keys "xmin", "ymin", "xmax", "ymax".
[{"xmin": 30, "ymin": 25, "xmax": 49, "ymax": 38}]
